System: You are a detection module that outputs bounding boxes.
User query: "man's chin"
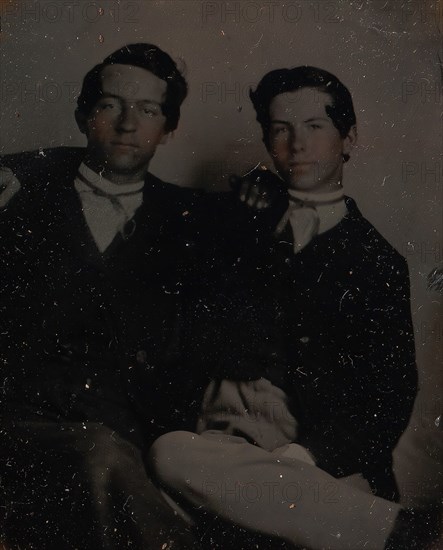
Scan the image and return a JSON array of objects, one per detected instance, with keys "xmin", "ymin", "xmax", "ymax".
[
  {"xmin": 108, "ymin": 161, "xmax": 138, "ymax": 174},
  {"xmin": 96, "ymin": 158, "xmax": 149, "ymax": 183},
  {"xmin": 105, "ymin": 155, "xmax": 147, "ymax": 175},
  {"xmin": 285, "ymin": 175, "xmax": 319, "ymax": 192}
]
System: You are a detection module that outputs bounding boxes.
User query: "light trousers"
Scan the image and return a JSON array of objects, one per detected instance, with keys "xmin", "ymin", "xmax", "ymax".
[{"xmin": 148, "ymin": 430, "xmax": 401, "ymax": 550}]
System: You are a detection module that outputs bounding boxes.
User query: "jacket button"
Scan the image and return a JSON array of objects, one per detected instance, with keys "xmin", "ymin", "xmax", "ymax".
[
  {"xmin": 136, "ymin": 350, "xmax": 147, "ymax": 365},
  {"xmin": 300, "ymin": 336, "xmax": 310, "ymax": 344}
]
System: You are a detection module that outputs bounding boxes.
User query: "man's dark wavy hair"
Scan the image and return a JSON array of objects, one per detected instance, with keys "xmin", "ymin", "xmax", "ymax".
[
  {"xmin": 249, "ymin": 66, "xmax": 356, "ymax": 159},
  {"xmin": 76, "ymin": 43, "xmax": 188, "ymax": 132}
]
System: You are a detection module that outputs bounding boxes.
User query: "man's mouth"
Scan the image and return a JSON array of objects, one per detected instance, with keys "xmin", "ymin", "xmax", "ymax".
[
  {"xmin": 111, "ymin": 142, "xmax": 139, "ymax": 150},
  {"xmin": 289, "ymin": 162, "xmax": 311, "ymax": 172}
]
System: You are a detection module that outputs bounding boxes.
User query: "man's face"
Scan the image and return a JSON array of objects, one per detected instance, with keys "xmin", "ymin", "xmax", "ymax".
[
  {"xmin": 268, "ymin": 87, "xmax": 356, "ymax": 193},
  {"xmin": 80, "ymin": 64, "xmax": 169, "ymax": 184}
]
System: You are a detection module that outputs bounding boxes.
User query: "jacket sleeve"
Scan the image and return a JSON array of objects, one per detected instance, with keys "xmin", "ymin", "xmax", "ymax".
[{"xmin": 302, "ymin": 253, "xmax": 417, "ymax": 499}]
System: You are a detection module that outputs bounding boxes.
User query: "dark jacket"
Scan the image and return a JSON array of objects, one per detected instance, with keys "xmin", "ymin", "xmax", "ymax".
[
  {"xmin": 0, "ymin": 147, "xmax": 205, "ymax": 445},
  {"xmin": 190, "ymin": 193, "xmax": 418, "ymax": 501}
]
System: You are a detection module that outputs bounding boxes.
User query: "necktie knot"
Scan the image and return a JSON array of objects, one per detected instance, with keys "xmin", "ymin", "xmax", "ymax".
[
  {"xmin": 274, "ymin": 189, "xmax": 345, "ymax": 254},
  {"xmin": 275, "ymin": 200, "xmax": 319, "ymax": 253}
]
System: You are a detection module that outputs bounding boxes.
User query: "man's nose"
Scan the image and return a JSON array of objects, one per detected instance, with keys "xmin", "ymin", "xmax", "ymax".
[
  {"xmin": 289, "ymin": 125, "xmax": 306, "ymax": 152},
  {"xmin": 116, "ymin": 105, "xmax": 137, "ymax": 132}
]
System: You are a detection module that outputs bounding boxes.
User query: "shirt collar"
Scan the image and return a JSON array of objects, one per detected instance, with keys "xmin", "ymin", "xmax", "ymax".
[
  {"xmin": 288, "ymin": 188, "xmax": 347, "ymax": 235},
  {"xmin": 78, "ymin": 162, "xmax": 144, "ymax": 197}
]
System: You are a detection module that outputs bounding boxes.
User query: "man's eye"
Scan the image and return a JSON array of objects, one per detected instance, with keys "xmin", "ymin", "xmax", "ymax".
[
  {"xmin": 99, "ymin": 103, "xmax": 115, "ymax": 110},
  {"xmin": 309, "ymin": 124, "xmax": 321, "ymax": 130},
  {"xmin": 272, "ymin": 126, "xmax": 288, "ymax": 135},
  {"xmin": 142, "ymin": 107, "xmax": 159, "ymax": 117}
]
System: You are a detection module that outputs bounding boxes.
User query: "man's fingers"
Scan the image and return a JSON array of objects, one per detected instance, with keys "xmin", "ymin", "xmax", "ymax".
[
  {"xmin": 233, "ymin": 166, "xmax": 285, "ymax": 210},
  {"xmin": 239, "ymin": 182, "xmax": 272, "ymax": 210},
  {"xmin": 239, "ymin": 181, "xmax": 253, "ymax": 203},
  {"xmin": 0, "ymin": 168, "xmax": 21, "ymax": 208},
  {"xmin": 246, "ymin": 183, "xmax": 260, "ymax": 207},
  {"xmin": 241, "ymin": 182, "xmax": 263, "ymax": 208},
  {"xmin": 249, "ymin": 190, "xmax": 271, "ymax": 210},
  {"xmin": 255, "ymin": 199, "xmax": 266, "ymax": 210}
]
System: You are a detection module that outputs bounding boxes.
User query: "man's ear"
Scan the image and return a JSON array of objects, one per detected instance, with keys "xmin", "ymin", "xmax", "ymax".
[
  {"xmin": 160, "ymin": 131, "xmax": 172, "ymax": 145},
  {"xmin": 343, "ymin": 125, "xmax": 358, "ymax": 157},
  {"xmin": 75, "ymin": 109, "xmax": 88, "ymax": 135}
]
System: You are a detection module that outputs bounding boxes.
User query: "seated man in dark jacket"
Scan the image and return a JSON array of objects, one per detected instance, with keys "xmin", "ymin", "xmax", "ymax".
[
  {"xmin": 149, "ymin": 67, "xmax": 429, "ymax": 549},
  {"xmin": 0, "ymin": 43, "xmax": 208, "ymax": 550}
]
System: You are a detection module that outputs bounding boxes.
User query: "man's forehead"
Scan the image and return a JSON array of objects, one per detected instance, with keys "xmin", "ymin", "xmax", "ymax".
[
  {"xmin": 269, "ymin": 87, "xmax": 332, "ymax": 119},
  {"xmin": 99, "ymin": 63, "xmax": 167, "ymax": 101}
]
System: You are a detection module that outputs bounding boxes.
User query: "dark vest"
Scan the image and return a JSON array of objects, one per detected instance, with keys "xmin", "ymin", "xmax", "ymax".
[{"xmin": 0, "ymin": 147, "xmax": 205, "ymax": 445}]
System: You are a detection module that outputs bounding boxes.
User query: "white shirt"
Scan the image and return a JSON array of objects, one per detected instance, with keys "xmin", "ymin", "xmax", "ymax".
[
  {"xmin": 74, "ymin": 163, "xmax": 144, "ymax": 253},
  {"xmin": 288, "ymin": 188, "xmax": 347, "ymax": 235},
  {"xmin": 276, "ymin": 188, "xmax": 347, "ymax": 253}
]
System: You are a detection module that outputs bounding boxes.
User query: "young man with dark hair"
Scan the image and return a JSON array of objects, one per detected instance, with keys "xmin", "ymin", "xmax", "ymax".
[
  {"xmin": 250, "ymin": 65, "xmax": 356, "ymax": 157},
  {"xmin": 148, "ymin": 67, "xmax": 438, "ymax": 549},
  {"xmin": 0, "ymin": 43, "xmax": 205, "ymax": 549},
  {"xmin": 76, "ymin": 44, "xmax": 188, "ymax": 135}
]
